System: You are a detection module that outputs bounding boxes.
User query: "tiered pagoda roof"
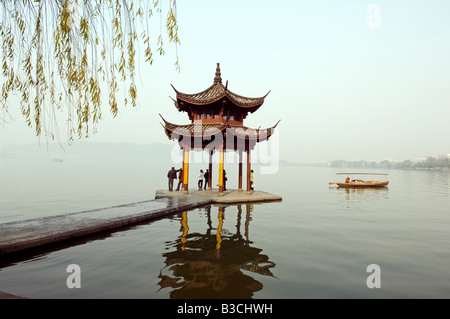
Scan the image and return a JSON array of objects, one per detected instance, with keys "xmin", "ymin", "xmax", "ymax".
[
  {"xmin": 171, "ymin": 63, "xmax": 271, "ymax": 114},
  {"xmin": 161, "ymin": 63, "xmax": 279, "ymax": 151}
]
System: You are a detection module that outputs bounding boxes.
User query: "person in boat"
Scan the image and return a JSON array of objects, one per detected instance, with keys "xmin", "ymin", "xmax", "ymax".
[{"xmin": 345, "ymin": 176, "xmax": 351, "ymax": 183}]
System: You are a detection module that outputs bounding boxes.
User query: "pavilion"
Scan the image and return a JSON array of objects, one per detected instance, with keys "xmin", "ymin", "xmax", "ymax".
[{"xmin": 160, "ymin": 63, "xmax": 279, "ymax": 195}]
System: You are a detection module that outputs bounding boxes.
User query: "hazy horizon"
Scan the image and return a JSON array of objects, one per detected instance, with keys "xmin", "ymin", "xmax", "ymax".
[
  {"xmin": 0, "ymin": 140, "xmax": 445, "ymax": 164},
  {"xmin": 1, "ymin": 1, "xmax": 450, "ymax": 163}
]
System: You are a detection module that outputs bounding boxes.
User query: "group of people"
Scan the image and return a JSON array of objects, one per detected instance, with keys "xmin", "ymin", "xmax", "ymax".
[
  {"xmin": 197, "ymin": 169, "xmax": 214, "ymax": 190},
  {"xmin": 167, "ymin": 167, "xmax": 254, "ymax": 192},
  {"xmin": 167, "ymin": 167, "xmax": 183, "ymax": 191}
]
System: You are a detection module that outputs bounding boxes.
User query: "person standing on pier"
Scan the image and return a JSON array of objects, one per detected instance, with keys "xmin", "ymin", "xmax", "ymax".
[
  {"xmin": 198, "ymin": 170, "xmax": 204, "ymax": 190},
  {"xmin": 176, "ymin": 168, "xmax": 183, "ymax": 191},
  {"xmin": 223, "ymin": 169, "xmax": 228, "ymax": 191},
  {"xmin": 204, "ymin": 169, "xmax": 210, "ymax": 190},
  {"xmin": 167, "ymin": 167, "xmax": 180, "ymax": 191}
]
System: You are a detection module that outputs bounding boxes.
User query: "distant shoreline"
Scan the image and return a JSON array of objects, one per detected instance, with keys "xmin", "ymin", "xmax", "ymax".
[
  {"xmin": 281, "ymin": 158, "xmax": 450, "ymax": 172},
  {"xmin": 1, "ymin": 142, "xmax": 449, "ymax": 172}
]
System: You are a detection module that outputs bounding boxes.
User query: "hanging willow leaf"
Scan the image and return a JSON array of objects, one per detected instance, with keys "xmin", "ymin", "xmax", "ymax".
[{"xmin": 0, "ymin": 0, "xmax": 180, "ymax": 141}]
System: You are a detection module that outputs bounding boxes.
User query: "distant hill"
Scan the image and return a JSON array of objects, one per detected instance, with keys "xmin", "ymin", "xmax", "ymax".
[
  {"xmin": 4, "ymin": 144, "xmax": 448, "ymax": 171},
  {"xmin": 280, "ymin": 158, "xmax": 450, "ymax": 171},
  {"xmin": 0, "ymin": 142, "xmax": 176, "ymax": 162}
]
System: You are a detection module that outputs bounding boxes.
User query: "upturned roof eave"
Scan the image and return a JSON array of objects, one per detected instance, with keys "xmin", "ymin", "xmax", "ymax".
[
  {"xmin": 171, "ymin": 83, "xmax": 269, "ymax": 109},
  {"xmin": 160, "ymin": 115, "xmax": 280, "ymax": 141}
]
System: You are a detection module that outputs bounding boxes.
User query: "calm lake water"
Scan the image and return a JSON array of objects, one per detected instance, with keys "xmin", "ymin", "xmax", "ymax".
[{"xmin": 1, "ymin": 156, "xmax": 450, "ymax": 299}]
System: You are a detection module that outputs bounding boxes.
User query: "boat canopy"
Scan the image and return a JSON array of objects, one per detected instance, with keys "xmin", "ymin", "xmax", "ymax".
[{"xmin": 336, "ymin": 173, "xmax": 389, "ymax": 175}]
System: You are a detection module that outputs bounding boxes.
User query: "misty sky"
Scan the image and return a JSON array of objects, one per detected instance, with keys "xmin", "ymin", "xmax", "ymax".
[{"xmin": 1, "ymin": 0, "xmax": 450, "ymax": 162}]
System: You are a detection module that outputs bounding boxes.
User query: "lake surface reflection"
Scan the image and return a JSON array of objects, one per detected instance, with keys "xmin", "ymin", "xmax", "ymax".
[
  {"xmin": 331, "ymin": 186, "xmax": 390, "ymax": 206},
  {"xmin": 158, "ymin": 205, "xmax": 275, "ymax": 298},
  {"xmin": 1, "ymin": 159, "xmax": 450, "ymax": 299},
  {"xmin": 0, "ymin": 202, "xmax": 279, "ymax": 299}
]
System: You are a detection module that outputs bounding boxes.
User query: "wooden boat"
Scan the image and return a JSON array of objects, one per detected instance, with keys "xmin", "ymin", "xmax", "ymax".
[{"xmin": 329, "ymin": 173, "xmax": 389, "ymax": 188}]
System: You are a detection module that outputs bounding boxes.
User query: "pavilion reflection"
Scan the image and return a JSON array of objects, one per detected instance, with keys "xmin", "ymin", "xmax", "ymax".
[{"xmin": 157, "ymin": 204, "xmax": 276, "ymax": 299}]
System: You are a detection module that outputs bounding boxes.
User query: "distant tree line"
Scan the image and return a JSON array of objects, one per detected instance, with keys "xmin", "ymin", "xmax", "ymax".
[{"xmin": 329, "ymin": 157, "xmax": 450, "ymax": 171}]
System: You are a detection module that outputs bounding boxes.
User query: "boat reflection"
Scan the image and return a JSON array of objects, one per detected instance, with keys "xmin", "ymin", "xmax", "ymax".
[
  {"xmin": 157, "ymin": 204, "xmax": 276, "ymax": 299},
  {"xmin": 330, "ymin": 185, "xmax": 390, "ymax": 203}
]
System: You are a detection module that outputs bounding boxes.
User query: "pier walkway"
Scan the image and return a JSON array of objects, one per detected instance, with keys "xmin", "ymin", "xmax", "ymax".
[{"xmin": 0, "ymin": 190, "xmax": 281, "ymax": 257}]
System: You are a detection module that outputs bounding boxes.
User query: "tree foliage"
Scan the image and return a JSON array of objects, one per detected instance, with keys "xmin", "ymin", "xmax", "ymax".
[{"xmin": 0, "ymin": 0, "xmax": 179, "ymax": 141}]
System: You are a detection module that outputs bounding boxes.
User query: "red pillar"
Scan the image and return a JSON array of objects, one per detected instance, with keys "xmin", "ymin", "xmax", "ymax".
[
  {"xmin": 238, "ymin": 150, "xmax": 243, "ymax": 192},
  {"xmin": 208, "ymin": 149, "xmax": 213, "ymax": 190},
  {"xmin": 246, "ymin": 149, "xmax": 251, "ymax": 195}
]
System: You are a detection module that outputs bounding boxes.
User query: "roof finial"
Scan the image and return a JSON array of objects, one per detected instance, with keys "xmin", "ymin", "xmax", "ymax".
[{"xmin": 214, "ymin": 63, "xmax": 222, "ymax": 84}]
